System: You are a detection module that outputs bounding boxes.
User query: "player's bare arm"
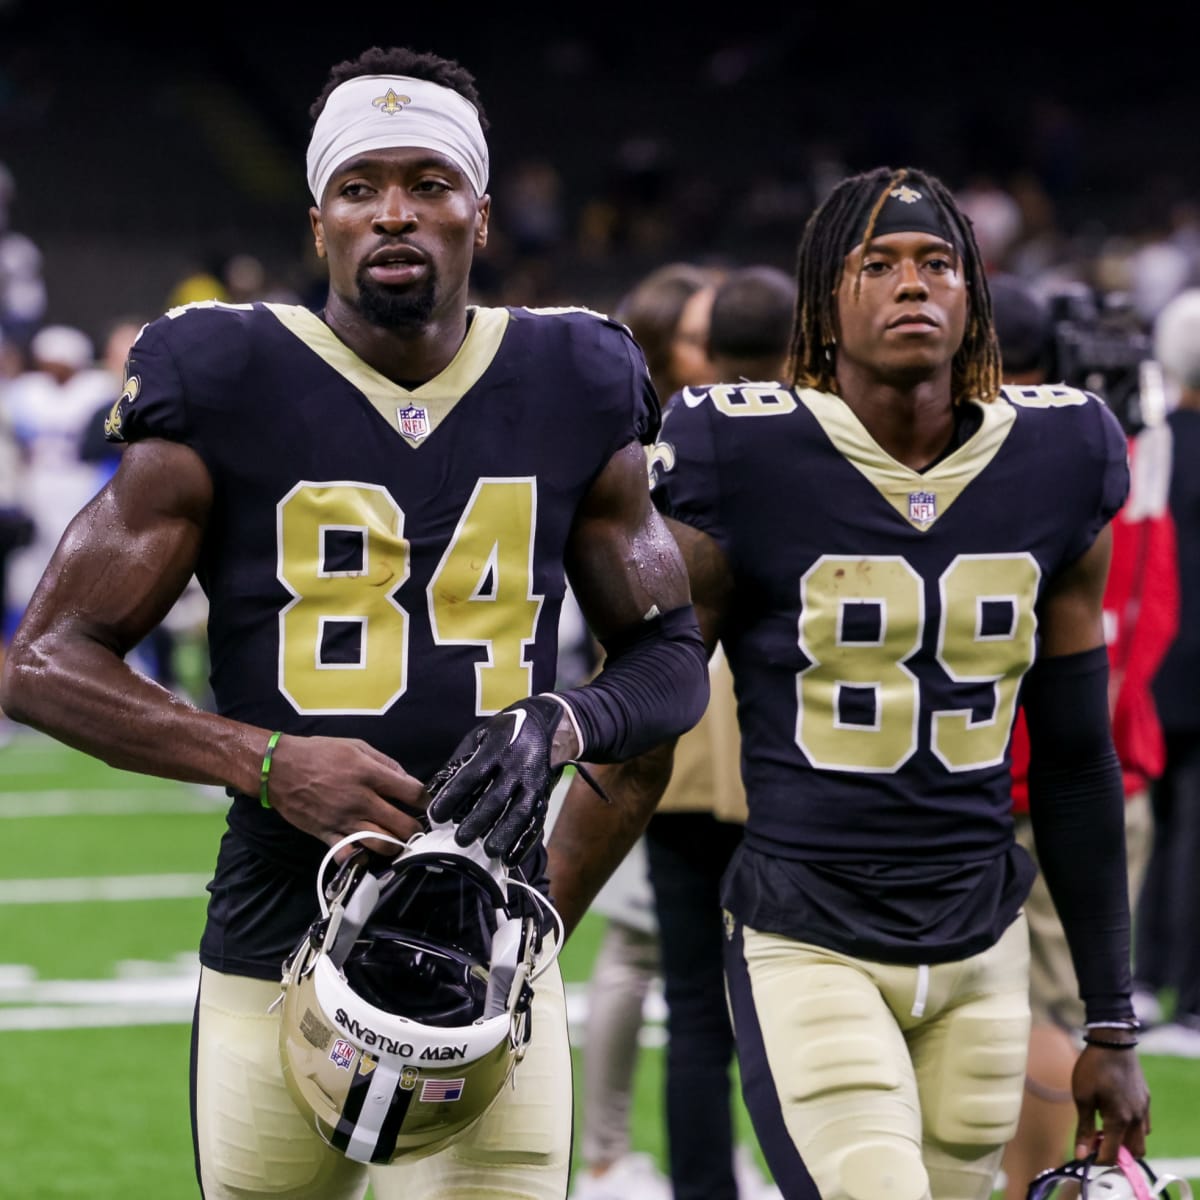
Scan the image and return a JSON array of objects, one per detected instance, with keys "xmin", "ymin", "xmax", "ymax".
[
  {"xmin": 1026, "ymin": 523, "xmax": 1151, "ymax": 1162},
  {"xmin": 0, "ymin": 438, "xmax": 424, "ymax": 848},
  {"xmin": 1037, "ymin": 523, "xmax": 1112, "ymax": 657},
  {"xmin": 546, "ymin": 506, "xmax": 732, "ymax": 939}
]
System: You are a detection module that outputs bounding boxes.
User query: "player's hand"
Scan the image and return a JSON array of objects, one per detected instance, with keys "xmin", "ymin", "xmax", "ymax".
[
  {"xmin": 426, "ymin": 695, "xmax": 567, "ymax": 866},
  {"xmin": 261, "ymin": 733, "xmax": 428, "ymax": 854},
  {"xmin": 1072, "ymin": 1042, "xmax": 1151, "ymax": 1164}
]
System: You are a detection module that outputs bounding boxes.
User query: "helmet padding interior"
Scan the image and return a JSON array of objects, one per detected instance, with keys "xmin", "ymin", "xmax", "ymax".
[{"xmin": 341, "ymin": 854, "xmax": 502, "ymax": 1026}]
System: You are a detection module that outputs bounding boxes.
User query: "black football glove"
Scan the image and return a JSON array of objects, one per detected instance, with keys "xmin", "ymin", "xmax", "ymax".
[{"xmin": 426, "ymin": 695, "xmax": 566, "ymax": 866}]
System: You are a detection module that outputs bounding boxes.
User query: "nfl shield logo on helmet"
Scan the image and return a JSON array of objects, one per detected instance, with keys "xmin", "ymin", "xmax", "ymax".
[
  {"xmin": 396, "ymin": 404, "xmax": 430, "ymax": 441},
  {"xmin": 329, "ymin": 1038, "xmax": 356, "ymax": 1070},
  {"xmin": 908, "ymin": 490, "xmax": 937, "ymax": 525}
]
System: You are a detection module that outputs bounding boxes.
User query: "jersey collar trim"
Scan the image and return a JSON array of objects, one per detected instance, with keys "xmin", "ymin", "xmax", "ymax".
[
  {"xmin": 797, "ymin": 388, "xmax": 1017, "ymax": 530},
  {"xmin": 264, "ymin": 303, "xmax": 511, "ymax": 447}
]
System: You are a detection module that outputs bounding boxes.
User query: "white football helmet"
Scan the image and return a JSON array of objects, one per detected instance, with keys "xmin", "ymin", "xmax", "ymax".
[
  {"xmin": 1027, "ymin": 1153, "xmax": 1193, "ymax": 1200},
  {"xmin": 276, "ymin": 824, "xmax": 561, "ymax": 1165}
]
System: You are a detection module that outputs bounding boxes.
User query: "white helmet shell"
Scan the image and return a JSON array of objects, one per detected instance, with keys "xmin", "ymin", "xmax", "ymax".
[{"xmin": 277, "ymin": 825, "xmax": 560, "ymax": 1164}]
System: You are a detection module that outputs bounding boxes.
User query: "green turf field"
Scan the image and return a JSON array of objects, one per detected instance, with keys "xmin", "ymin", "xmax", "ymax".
[{"xmin": 1, "ymin": 732, "xmax": 1195, "ymax": 1199}]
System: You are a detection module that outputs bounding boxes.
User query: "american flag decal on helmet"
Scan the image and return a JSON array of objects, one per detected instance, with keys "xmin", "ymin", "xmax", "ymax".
[{"xmin": 419, "ymin": 1077, "xmax": 465, "ymax": 1103}]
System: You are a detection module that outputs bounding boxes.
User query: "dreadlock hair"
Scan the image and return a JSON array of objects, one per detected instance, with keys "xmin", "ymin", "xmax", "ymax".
[
  {"xmin": 310, "ymin": 46, "xmax": 489, "ymax": 130},
  {"xmin": 787, "ymin": 166, "xmax": 1001, "ymax": 405}
]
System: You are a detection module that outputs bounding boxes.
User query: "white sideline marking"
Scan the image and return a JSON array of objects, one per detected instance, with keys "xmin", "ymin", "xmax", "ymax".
[
  {"xmin": 565, "ymin": 983, "xmax": 667, "ymax": 1047},
  {"xmin": 0, "ymin": 960, "xmax": 202, "ymax": 1028},
  {"xmin": 0, "ymin": 874, "xmax": 210, "ymax": 903},
  {"xmin": 0, "ymin": 975, "xmax": 668, "ymax": 1038},
  {"xmin": 1154, "ymin": 1160, "xmax": 1200, "ymax": 1179},
  {"xmin": 0, "ymin": 788, "xmax": 226, "ymax": 817}
]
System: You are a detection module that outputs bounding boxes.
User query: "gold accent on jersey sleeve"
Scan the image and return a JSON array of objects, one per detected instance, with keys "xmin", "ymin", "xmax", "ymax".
[{"xmin": 103, "ymin": 371, "xmax": 141, "ymax": 439}]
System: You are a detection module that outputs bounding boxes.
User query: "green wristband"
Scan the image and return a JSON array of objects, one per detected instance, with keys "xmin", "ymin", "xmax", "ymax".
[{"xmin": 260, "ymin": 731, "xmax": 282, "ymax": 808}]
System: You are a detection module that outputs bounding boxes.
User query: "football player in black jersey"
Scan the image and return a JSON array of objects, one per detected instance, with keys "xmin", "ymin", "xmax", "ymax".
[
  {"xmin": 0, "ymin": 45, "xmax": 708, "ymax": 1200},
  {"xmin": 550, "ymin": 167, "xmax": 1150, "ymax": 1200}
]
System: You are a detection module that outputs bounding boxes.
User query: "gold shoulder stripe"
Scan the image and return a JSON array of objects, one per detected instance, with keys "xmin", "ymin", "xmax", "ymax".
[
  {"xmin": 264, "ymin": 304, "xmax": 511, "ymax": 447},
  {"xmin": 797, "ymin": 389, "xmax": 1017, "ymax": 531}
]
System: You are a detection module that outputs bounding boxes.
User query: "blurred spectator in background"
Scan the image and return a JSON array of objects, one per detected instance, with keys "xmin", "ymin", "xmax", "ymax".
[
  {"xmin": 165, "ymin": 250, "xmax": 298, "ymax": 311},
  {"xmin": 1134, "ymin": 288, "xmax": 1200, "ymax": 1057},
  {"xmin": 1127, "ymin": 224, "xmax": 1195, "ymax": 327},
  {"xmin": 503, "ymin": 158, "xmax": 567, "ymax": 261},
  {"xmin": 484, "ymin": 159, "xmax": 569, "ymax": 306},
  {"xmin": 578, "ymin": 136, "xmax": 682, "ymax": 263},
  {"xmin": 165, "ymin": 251, "xmax": 230, "ymax": 308},
  {"xmin": 0, "ymin": 161, "xmax": 47, "ymax": 346},
  {"xmin": 618, "ymin": 262, "xmax": 721, "ymax": 405},
  {"xmin": 694, "ymin": 264, "xmax": 796, "ymax": 381},
  {"xmin": 0, "ymin": 330, "xmax": 33, "ymax": 725},
  {"xmin": 2, "ymin": 323, "xmax": 112, "ymax": 634},
  {"xmin": 997, "ymin": 271, "xmax": 1177, "ymax": 1196},
  {"xmin": 573, "ymin": 261, "xmax": 721, "ymax": 1200},
  {"xmin": 643, "ymin": 264, "xmax": 797, "ymax": 1200},
  {"xmin": 957, "ymin": 175, "xmax": 1024, "ymax": 274},
  {"xmin": 221, "ymin": 253, "xmax": 268, "ymax": 304}
]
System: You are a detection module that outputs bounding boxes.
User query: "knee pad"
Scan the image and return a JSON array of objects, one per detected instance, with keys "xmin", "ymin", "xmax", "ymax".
[{"xmin": 837, "ymin": 1140, "xmax": 929, "ymax": 1200}]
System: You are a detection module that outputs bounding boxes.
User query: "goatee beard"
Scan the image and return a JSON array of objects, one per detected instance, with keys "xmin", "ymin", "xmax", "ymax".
[{"xmin": 353, "ymin": 266, "xmax": 437, "ymax": 330}]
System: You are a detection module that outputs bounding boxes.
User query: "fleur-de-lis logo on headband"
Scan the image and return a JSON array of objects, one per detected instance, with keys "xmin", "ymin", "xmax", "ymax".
[
  {"xmin": 890, "ymin": 185, "xmax": 922, "ymax": 204},
  {"xmin": 372, "ymin": 89, "xmax": 412, "ymax": 115}
]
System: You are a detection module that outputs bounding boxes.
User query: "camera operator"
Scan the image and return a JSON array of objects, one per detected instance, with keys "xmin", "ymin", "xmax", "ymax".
[
  {"xmin": 1042, "ymin": 282, "xmax": 1157, "ymax": 434},
  {"xmin": 992, "ymin": 273, "xmax": 1179, "ymax": 1199}
]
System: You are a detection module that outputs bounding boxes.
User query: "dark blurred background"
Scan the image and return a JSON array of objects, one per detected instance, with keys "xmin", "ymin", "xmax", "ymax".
[{"xmin": 1, "ymin": 0, "xmax": 1197, "ymax": 342}]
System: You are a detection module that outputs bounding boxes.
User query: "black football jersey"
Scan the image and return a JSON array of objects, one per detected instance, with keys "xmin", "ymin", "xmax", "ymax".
[
  {"xmin": 651, "ymin": 381, "xmax": 1129, "ymax": 963},
  {"xmin": 108, "ymin": 300, "xmax": 657, "ymax": 974}
]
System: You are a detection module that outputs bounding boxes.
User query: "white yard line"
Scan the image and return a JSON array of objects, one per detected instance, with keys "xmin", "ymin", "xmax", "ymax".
[
  {"xmin": 0, "ymin": 974, "xmax": 656, "ymax": 1034},
  {"xmin": 0, "ymin": 788, "xmax": 226, "ymax": 817},
  {"xmin": 0, "ymin": 1004, "xmax": 197, "ymax": 1030},
  {"xmin": 0, "ymin": 874, "xmax": 211, "ymax": 903}
]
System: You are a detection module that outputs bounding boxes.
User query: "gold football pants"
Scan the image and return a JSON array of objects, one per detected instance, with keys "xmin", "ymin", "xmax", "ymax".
[{"xmin": 725, "ymin": 914, "xmax": 1031, "ymax": 1200}]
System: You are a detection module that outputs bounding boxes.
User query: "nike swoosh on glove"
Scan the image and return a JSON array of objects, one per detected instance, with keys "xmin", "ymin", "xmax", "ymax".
[{"xmin": 426, "ymin": 695, "xmax": 565, "ymax": 866}]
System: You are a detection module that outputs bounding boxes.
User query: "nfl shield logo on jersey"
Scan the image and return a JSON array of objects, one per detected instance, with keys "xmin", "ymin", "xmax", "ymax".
[
  {"xmin": 396, "ymin": 404, "xmax": 430, "ymax": 441},
  {"xmin": 908, "ymin": 490, "xmax": 937, "ymax": 524}
]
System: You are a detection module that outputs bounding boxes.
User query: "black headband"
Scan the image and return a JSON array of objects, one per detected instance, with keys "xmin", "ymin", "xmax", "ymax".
[{"xmin": 845, "ymin": 182, "xmax": 960, "ymax": 255}]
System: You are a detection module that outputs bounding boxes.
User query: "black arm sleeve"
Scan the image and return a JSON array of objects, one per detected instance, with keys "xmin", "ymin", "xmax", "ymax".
[
  {"xmin": 556, "ymin": 604, "xmax": 709, "ymax": 763},
  {"xmin": 1023, "ymin": 645, "xmax": 1134, "ymax": 1024}
]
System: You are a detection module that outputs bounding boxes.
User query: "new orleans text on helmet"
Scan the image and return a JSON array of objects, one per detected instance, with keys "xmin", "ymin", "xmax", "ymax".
[{"xmin": 334, "ymin": 1009, "xmax": 467, "ymax": 1059}]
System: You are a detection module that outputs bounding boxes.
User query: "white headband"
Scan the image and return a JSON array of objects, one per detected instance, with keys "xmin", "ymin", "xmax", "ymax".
[{"xmin": 307, "ymin": 74, "xmax": 489, "ymax": 204}]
